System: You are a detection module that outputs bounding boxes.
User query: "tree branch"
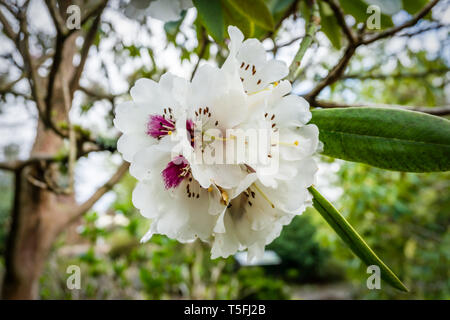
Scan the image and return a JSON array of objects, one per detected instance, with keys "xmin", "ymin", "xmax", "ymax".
[
  {"xmin": 288, "ymin": 0, "xmax": 320, "ymax": 81},
  {"xmin": 323, "ymin": 0, "xmax": 355, "ymax": 44},
  {"xmin": 44, "ymin": 0, "xmax": 67, "ymax": 35},
  {"xmin": 66, "ymin": 0, "xmax": 108, "ymax": 37},
  {"xmin": 70, "ymin": 13, "xmax": 102, "ymax": 93},
  {"xmin": 0, "ymin": 155, "xmax": 56, "ymax": 172},
  {"xmin": 68, "ymin": 161, "xmax": 129, "ymax": 223},
  {"xmin": 0, "ymin": 5, "xmax": 18, "ymax": 43},
  {"xmin": 16, "ymin": 1, "xmax": 47, "ymax": 119},
  {"xmin": 340, "ymin": 68, "xmax": 450, "ymax": 80},
  {"xmin": 361, "ymin": 0, "xmax": 441, "ymax": 45},
  {"xmin": 190, "ymin": 28, "xmax": 208, "ymax": 81},
  {"xmin": 397, "ymin": 22, "xmax": 447, "ymax": 38},
  {"xmin": 305, "ymin": 0, "xmax": 441, "ymax": 102}
]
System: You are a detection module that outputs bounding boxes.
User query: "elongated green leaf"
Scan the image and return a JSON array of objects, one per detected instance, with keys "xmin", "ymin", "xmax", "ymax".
[
  {"xmin": 193, "ymin": 0, "xmax": 225, "ymax": 42},
  {"xmin": 309, "ymin": 186, "xmax": 408, "ymax": 292},
  {"xmin": 310, "ymin": 107, "xmax": 450, "ymax": 172},
  {"xmin": 227, "ymin": 0, "xmax": 274, "ymax": 30}
]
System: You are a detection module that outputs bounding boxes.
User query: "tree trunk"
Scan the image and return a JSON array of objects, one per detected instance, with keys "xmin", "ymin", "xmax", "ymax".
[
  {"xmin": 1, "ymin": 33, "xmax": 78, "ymax": 299},
  {"xmin": 1, "ymin": 124, "xmax": 77, "ymax": 299}
]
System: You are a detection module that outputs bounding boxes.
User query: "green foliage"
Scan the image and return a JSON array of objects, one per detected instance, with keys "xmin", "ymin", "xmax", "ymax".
[
  {"xmin": 222, "ymin": 0, "xmax": 254, "ymax": 38},
  {"xmin": 339, "ymin": 0, "xmax": 393, "ymax": 28},
  {"xmin": 401, "ymin": 0, "xmax": 429, "ymax": 15},
  {"xmin": 0, "ymin": 172, "xmax": 13, "ymax": 255},
  {"xmin": 346, "ymin": 49, "xmax": 448, "ymax": 108},
  {"xmin": 332, "ymin": 163, "xmax": 450, "ymax": 299},
  {"xmin": 226, "ymin": 0, "xmax": 274, "ymax": 31},
  {"xmin": 193, "ymin": 0, "xmax": 225, "ymax": 43},
  {"xmin": 193, "ymin": 0, "xmax": 279, "ymax": 43},
  {"xmin": 164, "ymin": 11, "xmax": 187, "ymax": 44},
  {"xmin": 267, "ymin": 214, "xmax": 333, "ymax": 282},
  {"xmin": 319, "ymin": 1, "xmax": 342, "ymax": 49},
  {"xmin": 310, "ymin": 108, "xmax": 450, "ymax": 172},
  {"xmin": 237, "ymin": 267, "xmax": 289, "ymax": 299}
]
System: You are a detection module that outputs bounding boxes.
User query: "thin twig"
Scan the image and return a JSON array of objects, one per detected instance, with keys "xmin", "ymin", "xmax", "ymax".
[
  {"xmin": 340, "ymin": 68, "xmax": 450, "ymax": 80},
  {"xmin": 305, "ymin": 0, "xmax": 441, "ymax": 101},
  {"xmin": 190, "ymin": 28, "xmax": 208, "ymax": 81},
  {"xmin": 361, "ymin": 0, "xmax": 441, "ymax": 45},
  {"xmin": 287, "ymin": 0, "xmax": 320, "ymax": 81},
  {"xmin": 323, "ymin": 0, "xmax": 355, "ymax": 44}
]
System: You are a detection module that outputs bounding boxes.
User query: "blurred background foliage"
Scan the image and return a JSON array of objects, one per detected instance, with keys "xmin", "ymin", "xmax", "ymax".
[{"xmin": 0, "ymin": 0, "xmax": 449, "ymax": 299}]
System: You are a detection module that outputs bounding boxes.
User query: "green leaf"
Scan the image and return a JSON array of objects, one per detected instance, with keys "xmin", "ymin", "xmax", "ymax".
[
  {"xmin": 193, "ymin": 0, "xmax": 225, "ymax": 43},
  {"xmin": 339, "ymin": 0, "xmax": 394, "ymax": 29},
  {"xmin": 265, "ymin": 0, "xmax": 296, "ymax": 29},
  {"xmin": 222, "ymin": 0, "xmax": 254, "ymax": 38},
  {"xmin": 226, "ymin": 0, "xmax": 274, "ymax": 30},
  {"xmin": 401, "ymin": 0, "xmax": 429, "ymax": 15},
  {"xmin": 309, "ymin": 186, "xmax": 408, "ymax": 292},
  {"xmin": 310, "ymin": 107, "xmax": 450, "ymax": 172},
  {"xmin": 164, "ymin": 11, "xmax": 186, "ymax": 43},
  {"xmin": 319, "ymin": 1, "xmax": 342, "ymax": 50}
]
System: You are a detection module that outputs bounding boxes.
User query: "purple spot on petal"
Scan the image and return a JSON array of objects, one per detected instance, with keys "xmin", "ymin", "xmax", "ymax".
[
  {"xmin": 147, "ymin": 114, "xmax": 175, "ymax": 139},
  {"xmin": 186, "ymin": 119, "xmax": 195, "ymax": 147},
  {"xmin": 161, "ymin": 155, "xmax": 189, "ymax": 189}
]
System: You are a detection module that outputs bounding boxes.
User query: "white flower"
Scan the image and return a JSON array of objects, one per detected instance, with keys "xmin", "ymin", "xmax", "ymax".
[
  {"xmin": 113, "ymin": 73, "xmax": 188, "ymax": 162},
  {"xmin": 114, "ymin": 26, "xmax": 320, "ymax": 262},
  {"xmin": 206, "ymin": 28, "xmax": 320, "ymax": 259},
  {"xmin": 124, "ymin": 0, "xmax": 193, "ymax": 22},
  {"xmin": 130, "ymin": 139, "xmax": 226, "ymax": 243}
]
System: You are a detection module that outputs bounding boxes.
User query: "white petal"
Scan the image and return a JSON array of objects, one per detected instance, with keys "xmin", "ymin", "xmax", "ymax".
[
  {"xmin": 227, "ymin": 26, "xmax": 244, "ymax": 56},
  {"xmin": 258, "ymin": 60, "xmax": 288, "ymax": 87},
  {"xmin": 272, "ymin": 95, "xmax": 311, "ymax": 128},
  {"xmin": 113, "ymin": 101, "xmax": 149, "ymax": 134},
  {"xmin": 130, "ymin": 78, "xmax": 159, "ymax": 105},
  {"xmin": 211, "ymin": 212, "xmax": 240, "ymax": 259},
  {"xmin": 279, "ymin": 125, "xmax": 320, "ymax": 160},
  {"xmin": 117, "ymin": 133, "xmax": 154, "ymax": 162},
  {"xmin": 191, "ymin": 163, "xmax": 249, "ymax": 189},
  {"xmin": 129, "ymin": 144, "xmax": 169, "ymax": 180}
]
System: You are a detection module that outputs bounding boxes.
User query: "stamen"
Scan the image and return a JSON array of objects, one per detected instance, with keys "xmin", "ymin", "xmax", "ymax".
[
  {"xmin": 147, "ymin": 114, "xmax": 176, "ymax": 139},
  {"xmin": 253, "ymin": 184, "xmax": 275, "ymax": 209},
  {"xmin": 277, "ymin": 141, "xmax": 300, "ymax": 147},
  {"xmin": 161, "ymin": 156, "xmax": 189, "ymax": 189},
  {"xmin": 221, "ymin": 190, "xmax": 229, "ymax": 205}
]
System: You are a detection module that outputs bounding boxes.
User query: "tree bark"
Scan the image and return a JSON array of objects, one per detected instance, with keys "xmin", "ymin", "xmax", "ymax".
[{"xmin": 1, "ymin": 33, "xmax": 78, "ymax": 300}]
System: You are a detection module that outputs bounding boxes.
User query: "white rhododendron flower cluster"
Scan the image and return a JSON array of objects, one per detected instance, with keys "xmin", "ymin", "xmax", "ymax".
[{"xmin": 114, "ymin": 26, "xmax": 320, "ymax": 261}]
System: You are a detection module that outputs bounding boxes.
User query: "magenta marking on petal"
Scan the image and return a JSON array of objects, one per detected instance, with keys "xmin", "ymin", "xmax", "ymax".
[
  {"xmin": 186, "ymin": 119, "xmax": 195, "ymax": 147},
  {"xmin": 147, "ymin": 114, "xmax": 175, "ymax": 139},
  {"xmin": 161, "ymin": 155, "xmax": 189, "ymax": 189}
]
